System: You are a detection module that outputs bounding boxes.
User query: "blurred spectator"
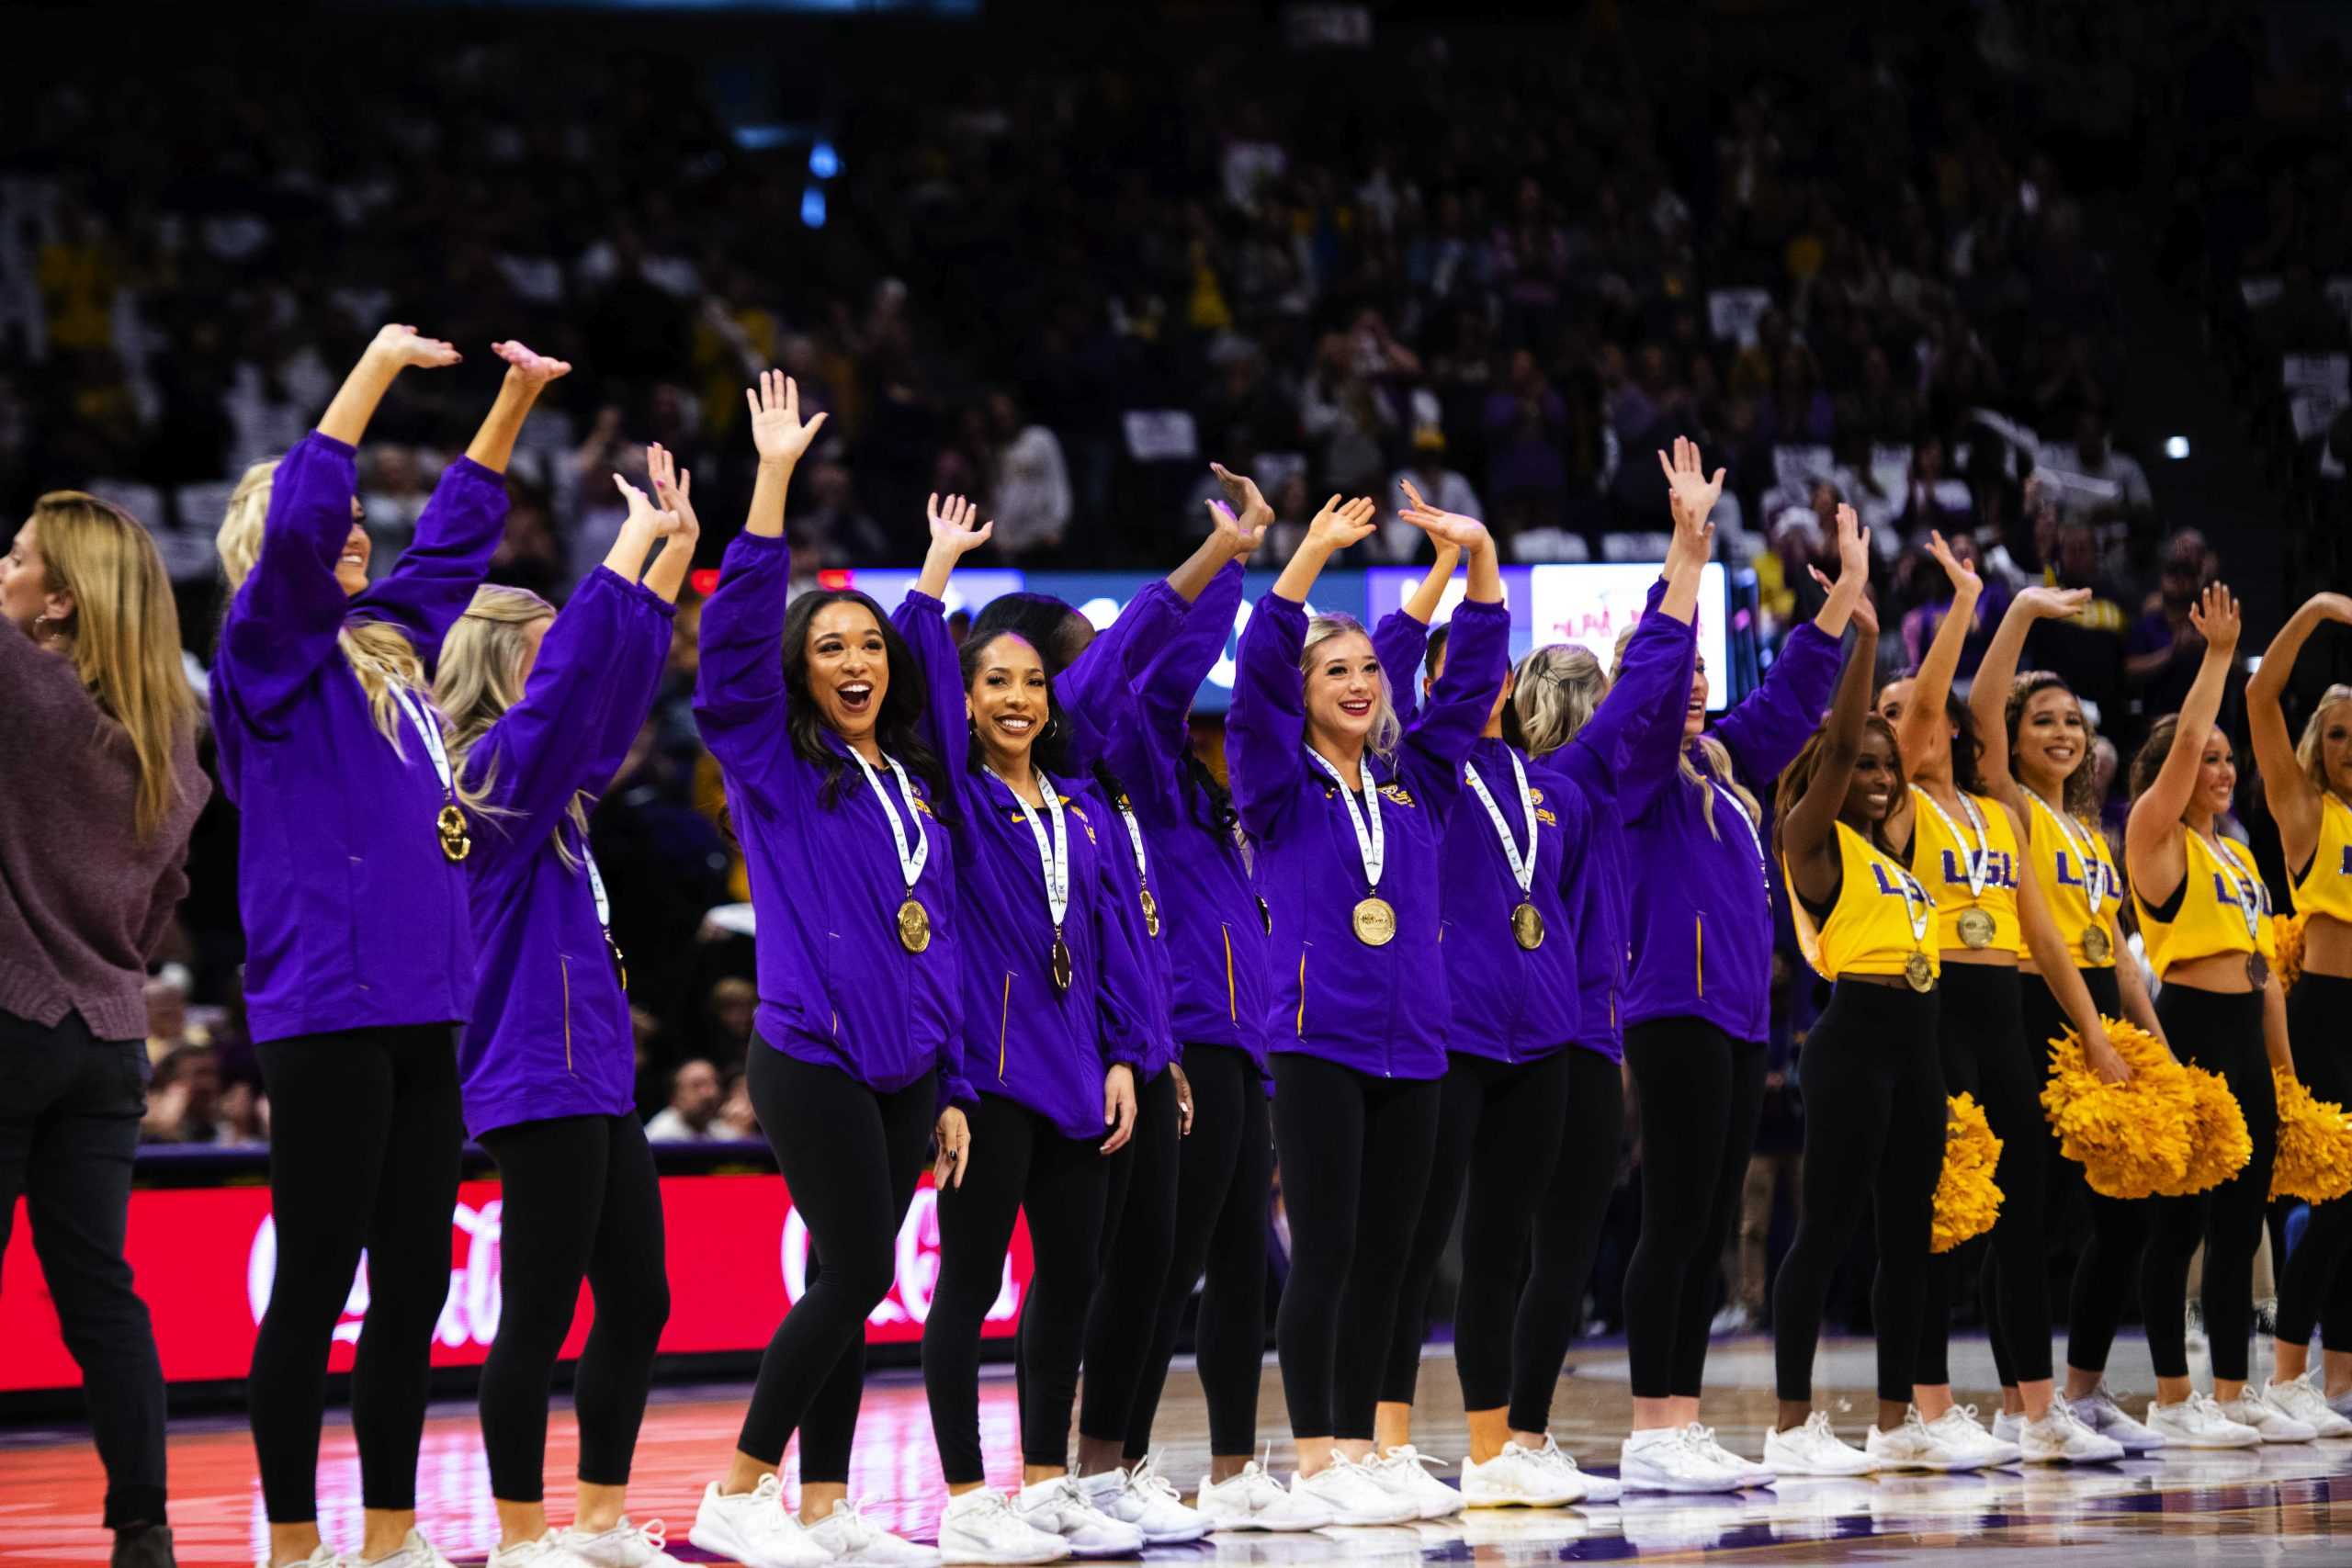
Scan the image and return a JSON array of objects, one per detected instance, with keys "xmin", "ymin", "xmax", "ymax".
[
  {"xmin": 140, "ymin": 1045, "xmax": 225, "ymax": 1145},
  {"xmin": 715, "ymin": 1066, "xmax": 760, "ymax": 1140},
  {"xmin": 986, "ymin": 389, "xmax": 1072, "ymax": 559},
  {"xmin": 2039, "ymin": 409, "xmax": 2154, "ymax": 529},
  {"xmin": 2127, "ymin": 528, "xmax": 2221, "ymax": 716},
  {"xmin": 705, "ymin": 976, "xmax": 757, "ymax": 1066},
  {"xmin": 143, "ymin": 967, "xmax": 197, "ymax": 1062},
  {"xmin": 645, "ymin": 1058, "xmax": 723, "ymax": 1143}
]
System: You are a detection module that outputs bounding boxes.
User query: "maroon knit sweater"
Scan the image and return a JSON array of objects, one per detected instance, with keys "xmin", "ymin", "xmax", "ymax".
[{"xmin": 1, "ymin": 625, "xmax": 208, "ymax": 1041}]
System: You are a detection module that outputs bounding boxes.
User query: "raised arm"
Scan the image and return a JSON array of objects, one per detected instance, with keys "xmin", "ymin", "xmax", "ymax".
[
  {"xmin": 1779, "ymin": 524, "xmax": 1881, "ymax": 906},
  {"xmin": 1713, "ymin": 502, "xmax": 1869, "ymax": 784},
  {"xmin": 741, "ymin": 370, "xmax": 830, "ymax": 540},
  {"xmin": 1656, "ymin": 436, "xmax": 1722, "ymax": 626},
  {"xmin": 1892, "ymin": 529, "xmax": 1984, "ymax": 787},
  {"xmin": 317, "ymin": 323, "xmax": 460, "ymax": 446},
  {"xmin": 899, "ymin": 494, "xmax": 995, "ymax": 793},
  {"xmin": 2124, "ymin": 583, "xmax": 2242, "ymax": 897},
  {"xmin": 2247, "ymin": 592, "xmax": 2352, "ymax": 871},
  {"xmin": 1391, "ymin": 496, "xmax": 1507, "ymax": 800},
  {"xmin": 641, "ymin": 443, "xmax": 703, "ymax": 604},
  {"xmin": 1964, "ymin": 584, "xmax": 2094, "ymax": 818},
  {"xmin": 462, "ymin": 340, "xmax": 572, "ymax": 475}
]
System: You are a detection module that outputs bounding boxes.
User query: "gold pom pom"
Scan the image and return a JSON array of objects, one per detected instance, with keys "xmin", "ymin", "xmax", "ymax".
[
  {"xmin": 2041, "ymin": 1018, "xmax": 2195, "ymax": 1199},
  {"xmin": 1932, "ymin": 1092, "xmax": 2006, "ymax": 1254},
  {"xmin": 2174, "ymin": 1066, "xmax": 2254, "ymax": 1196},
  {"xmin": 2272, "ymin": 1068, "xmax": 2352, "ymax": 1203},
  {"xmin": 2274, "ymin": 912, "xmax": 2307, "ymax": 994}
]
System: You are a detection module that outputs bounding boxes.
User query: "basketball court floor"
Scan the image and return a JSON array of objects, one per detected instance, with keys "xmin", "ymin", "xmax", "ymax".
[{"xmin": 5, "ymin": 1336, "xmax": 2346, "ymax": 1564}]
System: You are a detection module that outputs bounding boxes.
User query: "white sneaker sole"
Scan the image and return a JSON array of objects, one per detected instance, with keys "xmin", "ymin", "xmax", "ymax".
[
  {"xmin": 1461, "ymin": 1486, "xmax": 1587, "ymax": 1508},
  {"xmin": 1197, "ymin": 1511, "xmax": 1329, "ymax": 1533},
  {"xmin": 689, "ymin": 1518, "xmax": 830, "ymax": 1568},
  {"xmin": 933, "ymin": 1533, "xmax": 1069, "ymax": 1566},
  {"xmin": 1618, "ymin": 1461, "xmax": 1746, "ymax": 1494},
  {"xmin": 1131, "ymin": 1521, "xmax": 1212, "ymax": 1545},
  {"xmin": 2151, "ymin": 1428, "xmax": 2261, "ymax": 1450},
  {"xmin": 1866, "ymin": 1450, "xmax": 1982, "ymax": 1472}
]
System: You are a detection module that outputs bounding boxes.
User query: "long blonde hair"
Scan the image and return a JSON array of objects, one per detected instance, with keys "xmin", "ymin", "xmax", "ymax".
[
  {"xmin": 1507, "ymin": 642, "xmax": 1606, "ymax": 761},
  {"xmin": 1301, "ymin": 613, "xmax": 1402, "ymax": 759},
  {"xmin": 435, "ymin": 584, "xmax": 589, "ymax": 859},
  {"xmin": 28, "ymin": 491, "xmax": 199, "ymax": 837},
  {"xmin": 2296, "ymin": 684, "xmax": 2352, "ymax": 799},
  {"xmin": 1612, "ymin": 622, "xmax": 1758, "ymax": 840},
  {"xmin": 216, "ymin": 458, "xmax": 427, "ymax": 753}
]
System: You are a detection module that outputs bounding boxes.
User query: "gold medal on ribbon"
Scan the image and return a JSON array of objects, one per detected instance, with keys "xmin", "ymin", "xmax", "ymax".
[
  {"xmin": 1139, "ymin": 886, "xmax": 1161, "ymax": 939},
  {"xmin": 1510, "ymin": 901, "xmax": 1545, "ymax": 951},
  {"xmin": 1905, "ymin": 951, "xmax": 1935, "ymax": 992},
  {"xmin": 1956, "ymin": 908, "xmax": 1996, "ymax": 949},
  {"xmin": 605, "ymin": 930, "xmax": 630, "ymax": 991},
  {"xmin": 2081, "ymin": 923, "xmax": 2112, "ymax": 964},
  {"xmin": 2248, "ymin": 952, "xmax": 2270, "ymax": 990},
  {"xmin": 1051, "ymin": 931, "xmax": 1075, "ymax": 996},
  {"xmin": 436, "ymin": 804, "xmax": 471, "ymax": 863},
  {"xmin": 898, "ymin": 897, "xmax": 932, "ymax": 954},
  {"xmin": 1351, "ymin": 896, "xmax": 1397, "ymax": 947}
]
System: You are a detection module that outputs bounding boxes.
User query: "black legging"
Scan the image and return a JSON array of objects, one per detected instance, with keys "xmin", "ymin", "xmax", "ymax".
[
  {"xmin": 1075, "ymin": 1067, "xmax": 1179, "ymax": 1446},
  {"xmin": 477, "ymin": 1114, "xmax": 670, "ymax": 1502},
  {"xmin": 1770, "ymin": 981, "xmax": 1945, "ymax": 1404},
  {"xmin": 1510, "ymin": 1049, "xmax": 1625, "ymax": 1434},
  {"xmin": 923, "ymin": 1091, "xmax": 1109, "ymax": 1483},
  {"xmin": 1915, "ymin": 964, "xmax": 2052, "ymax": 1388},
  {"xmin": 1271, "ymin": 1053, "xmax": 1442, "ymax": 1439},
  {"xmin": 248, "ymin": 1025, "xmax": 464, "ymax": 1521},
  {"xmin": 2007, "ymin": 968, "xmax": 2143, "ymax": 1382},
  {"xmin": 741, "ymin": 1048, "xmax": 934, "ymax": 1479},
  {"xmin": 2278, "ymin": 974, "xmax": 2352, "ymax": 1352},
  {"xmin": 1623, "ymin": 1017, "xmax": 1765, "ymax": 1400},
  {"xmin": 1121, "ymin": 1045, "xmax": 1271, "ymax": 1461},
  {"xmin": 1381, "ymin": 1050, "xmax": 1572, "ymax": 1413},
  {"xmin": 2143, "ymin": 985, "xmax": 2279, "ymax": 1383}
]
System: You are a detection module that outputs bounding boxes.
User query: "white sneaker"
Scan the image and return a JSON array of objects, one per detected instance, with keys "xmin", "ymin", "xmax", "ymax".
[
  {"xmin": 1924, "ymin": 1405, "xmax": 2019, "ymax": 1468},
  {"xmin": 1367, "ymin": 1445, "xmax": 1462, "ymax": 1518},
  {"xmin": 267, "ymin": 1548, "xmax": 346, "ymax": 1568},
  {"xmin": 1290, "ymin": 1452, "xmax": 1419, "ymax": 1525},
  {"xmin": 1761, "ymin": 1412, "xmax": 1876, "ymax": 1477},
  {"xmin": 936, "ymin": 1490, "xmax": 1069, "ymax": 1565},
  {"xmin": 2064, "ymin": 1382, "xmax": 2167, "ymax": 1453},
  {"xmin": 1012, "ymin": 1477, "xmax": 1146, "ymax": 1557},
  {"xmin": 1617, "ymin": 1427, "xmax": 1746, "ymax": 1494},
  {"xmin": 1686, "ymin": 1424, "xmax": 1774, "ymax": 1486},
  {"xmin": 356, "ymin": 1531, "xmax": 458, "ymax": 1568},
  {"xmin": 487, "ymin": 1538, "xmax": 578, "ymax": 1568},
  {"xmin": 1075, "ymin": 1457, "xmax": 1211, "ymax": 1543},
  {"xmin": 1193, "ymin": 1461, "xmax": 1333, "ymax": 1531},
  {"xmin": 2019, "ymin": 1403, "xmax": 2126, "ymax": 1464},
  {"xmin": 551, "ymin": 1517, "xmax": 684, "ymax": 1568},
  {"xmin": 803, "ymin": 1501, "xmax": 944, "ymax": 1567},
  {"xmin": 2143, "ymin": 1393, "xmax": 2262, "ymax": 1450},
  {"xmin": 690, "ymin": 1477, "xmax": 831, "ymax": 1568},
  {"xmin": 1865, "ymin": 1406, "xmax": 1982, "ymax": 1472},
  {"xmin": 2260, "ymin": 1374, "xmax": 2352, "ymax": 1438},
  {"xmin": 1461, "ymin": 1440, "xmax": 1588, "ymax": 1506},
  {"xmin": 2216, "ymin": 1393, "xmax": 2318, "ymax": 1443}
]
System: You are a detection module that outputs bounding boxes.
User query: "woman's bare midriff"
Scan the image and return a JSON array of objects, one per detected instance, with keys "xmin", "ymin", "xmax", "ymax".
[
  {"xmin": 2163, "ymin": 950, "xmax": 2260, "ymax": 994},
  {"xmin": 2304, "ymin": 911, "xmax": 2352, "ymax": 980}
]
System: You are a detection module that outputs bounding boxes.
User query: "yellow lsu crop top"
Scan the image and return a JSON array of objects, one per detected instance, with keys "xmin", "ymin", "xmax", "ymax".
[
  {"xmin": 2023, "ymin": 792, "xmax": 2124, "ymax": 969},
  {"xmin": 1909, "ymin": 786, "xmax": 2025, "ymax": 954},
  {"xmin": 2134, "ymin": 827, "xmax": 2277, "ymax": 980},
  {"xmin": 2292, "ymin": 792, "xmax": 2352, "ymax": 928},
  {"xmin": 1787, "ymin": 822, "xmax": 1940, "ymax": 984}
]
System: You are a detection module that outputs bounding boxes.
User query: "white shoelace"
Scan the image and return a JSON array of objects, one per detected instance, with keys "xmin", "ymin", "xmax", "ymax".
[
  {"xmin": 956, "ymin": 1490, "xmax": 1025, "ymax": 1531},
  {"xmin": 1124, "ymin": 1454, "xmax": 1184, "ymax": 1505},
  {"xmin": 741, "ymin": 1476, "xmax": 802, "ymax": 1542},
  {"xmin": 587, "ymin": 1518, "xmax": 669, "ymax": 1563},
  {"xmin": 1799, "ymin": 1411, "xmax": 1839, "ymax": 1445},
  {"xmin": 823, "ymin": 1500, "xmax": 882, "ymax": 1551},
  {"xmin": 1381, "ymin": 1445, "xmax": 1448, "ymax": 1478}
]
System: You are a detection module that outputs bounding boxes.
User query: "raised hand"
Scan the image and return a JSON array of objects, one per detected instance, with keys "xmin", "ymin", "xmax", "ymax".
[
  {"xmin": 492, "ymin": 340, "xmax": 571, "ymax": 386},
  {"xmin": 1206, "ymin": 498, "xmax": 1267, "ymax": 558},
  {"xmin": 1832, "ymin": 501, "xmax": 1870, "ymax": 582},
  {"xmin": 745, "ymin": 369, "xmax": 829, "ymax": 468},
  {"xmin": 1809, "ymin": 562, "xmax": 1879, "ymax": 636},
  {"xmin": 1209, "ymin": 461, "xmax": 1274, "ymax": 533},
  {"xmin": 1305, "ymin": 493, "xmax": 1379, "ymax": 553},
  {"xmin": 646, "ymin": 444, "xmax": 699, "ymax": 540},
  {"xmin": 2302, "ymin": 591, "xmax": 2352, "ymax": 626},
  {"xmin": 612, "ymin": 474, "xmax": 682, "ymax": 536},
  {"xmin": 2014, "ymin": 584, "xmax": 2093, "ymax": 621},
  {"xmin": 367, "ymin": 322, "xmax": 460, "ymax": 369},
  {"xmin": 1396, "ymin": 480, "xmax": 1491, "ymax": 553},
  {"xmin": 926, "ymin": 491, "xmax": 995, "ymax": 556},
  {"xmin": 1657, "ymin": 435, "xmax": 1725, "ymax": 537},
  {"xmin": 1926, "ymin": 529, "xmax": 1982, "ymax": 597},
  {"xmin": 2188, "ymin": 581, "xmax": 2241, "ymax": 656}
]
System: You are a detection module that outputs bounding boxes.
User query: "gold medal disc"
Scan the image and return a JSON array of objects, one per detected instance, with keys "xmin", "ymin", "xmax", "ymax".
[
  {"xmin": 2249, "ymin": 952, "xmax": 2271, "ymax": 990},
  {"xmin": 2081, "ymin": 924, "xmax": 2112, "ymax": 964},
  {"xmin": 437, "ymin": 804, "xmax": 471, "ymax": 863},
  {"xmin": 1051, "ymin": 931, "xmax": 1074, "ymax": 996},
  {"xmin": 1905, "ymin": 951, "xmax": 1935, "ymax": 992},
  {"xmin": 1351, "ymin": 896, "xmax": 1397, "ymax": 947},
  {"xmin": 1139, "ymin": 886, "xmax": 1161, "ymax": 939},
  {"xmin": 1510, "ymin": 902, "xmax": 1545, "ymax": 951},
  {"xmin": 1956, "ymin": 908, "xmax": 1996, "ymax": 949},
  {"xmin": 897, "ymin": 898, "xmax": 932, "ymax": 954}
]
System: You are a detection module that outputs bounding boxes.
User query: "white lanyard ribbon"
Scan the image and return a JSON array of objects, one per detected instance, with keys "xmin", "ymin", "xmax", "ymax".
[
  {"xmin": 987, "ymin": 767, "xmax": 1069, "ymax": 929},
  {"xmin": 1464, "ymin": 750, "xmax": 1539, "ymax": 898},
  {"xmin": 1914, "ymin": 785, "xmax": 1988, "ymax": 897},
  {"xmin": 1887, "ymin": 855, "xmax": 1933, "ymax": 944},
  {"xmin": 2211, "ymin": 835, "xmax": 2263, "ymax": 940},
  {"xmin": 851, "ymin": 749, "xmax": 931, "ymax": 893},
  {"xmin": 1114, "ymin": 796, "xmax": 1150, "ymax": 889},
  {"xmin": 2030, "ymin": 793, "xmax": 2104, "ymax": 917},
  {"xmin": 1307, "ymin": 749, "xmax": 1385, "ymax": 892},
  {"xmin": 387, "ymin": 682, "xmax": 455, "ymax": 796},
  {"xmin": 580, "ymin": 835, "xmax": 611, "ymax": 932},
  {"xmin": 1714, "ymin": 775, "xmax": 1768, "ymax": 887}
]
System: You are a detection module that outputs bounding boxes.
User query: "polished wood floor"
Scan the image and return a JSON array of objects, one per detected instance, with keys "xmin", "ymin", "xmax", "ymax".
[{"xmin": 4, "ymin": 1335, "xmax": 2347, "ymax": 1564}]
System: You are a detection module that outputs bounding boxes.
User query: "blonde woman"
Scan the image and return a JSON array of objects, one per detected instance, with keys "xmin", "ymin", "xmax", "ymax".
[
  {"xmin": 435, "ymin": 450, "xmax": 695, "ymax": 1567},
  {"xmin": 214, "ymin": 325, "xmax": 569, "ymax": 1568},
  {"xmin": 2, "ymin": 493, "xmax": 207, "ymax": 1568}
]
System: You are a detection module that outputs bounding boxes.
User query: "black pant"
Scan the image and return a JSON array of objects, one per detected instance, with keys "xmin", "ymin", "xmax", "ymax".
[
  {"xmin": 249, "ymin": 1024, "xmax": 464, "ymax": 1521},
  {"xmin": 2143, "ymin": 985, "xmax": 2278, "ymax": 1382},
  {"xmin": 1076, "ymin": 1066, "xmax": 1179, "ymax": 1444},
  {"xmin": 0, "ymin": 1007, "xmax": 165, "ymax": 1529},
  {"xmin": 1770, "ymin": 982, "xmax": 1945, "ymax": 1404},
  {"xmin": 1623, "ymin": 1017, "xmax": 1765, "ymax": 1400},
  {"xmin": 1915, "ymin": 965, "xmax": 2053, "ymax": 1388},
  {"xmin": 477, "ymin": 1114, "xmax": 670, "ymax": 1503},
  {"xmin": 741, "ymin": 1049, "xmax": 934, "ymax": 1478},
  {"xmin": 1123, "ymin": 1045, "xmax": 1272, "ymax": 1460},
  {"xmin": 923, "ymin": 1092, "xmax": 1109, "ymax": 1483},
  {"xmin": 1511, "ymin": 1048, "xmax": 1625, "ymax": 1434},
  {"xmin": 1381, "ymin": 1050, "xmax": 1572, "ymax": 1412},
  {"xmin": 2278, "ymin": 975, "xmax": 2352, "ymax": 1351},
  {"xmin": 1270, "ymin": 1053, "xmax": 1442, "ymax": 1439}
]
